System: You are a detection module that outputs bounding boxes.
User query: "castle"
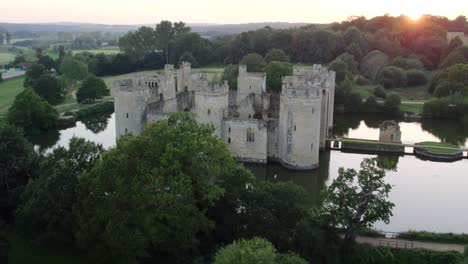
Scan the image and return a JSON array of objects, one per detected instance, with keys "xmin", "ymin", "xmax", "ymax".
[{"xmin": 113, "ymin": 63, "xmax": 335, "ymax": 170}]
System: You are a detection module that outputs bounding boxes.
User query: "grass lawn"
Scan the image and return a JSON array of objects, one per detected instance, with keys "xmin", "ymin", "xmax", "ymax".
[
  {"xmin": 415, "ymin": 141, "xmax": 461, "ymax": 154},
  {"xmin": 0, "ymin": 77, "xmax": 24, "ymax": 116},
  {"xmin": 353, "ymin": 84, "xmax": 375, "ymax": 99},
  {"xmin": 0, "ymin": 52, "xmax": 16, "ymax": 64},
  {"xmin": 400, "ymin": 103, "xmax": 424, "ymax": 114},
  {"xmin": 72, "ymin": 49, "xmax": 121, "ymax": 55},
  {"xmin": 4, "ymin": 230, "xmax": 88, "ymax": 264}
]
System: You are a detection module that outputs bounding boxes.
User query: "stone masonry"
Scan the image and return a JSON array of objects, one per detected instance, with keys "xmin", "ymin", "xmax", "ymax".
[{"xmin": 113, "ymin": 62, "xmax": 335, "ymax": 170}]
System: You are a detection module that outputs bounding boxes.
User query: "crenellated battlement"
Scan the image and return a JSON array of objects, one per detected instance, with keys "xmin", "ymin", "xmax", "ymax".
[{"xmin": 281, "ymin": 65, "xmax": 336, "ymax": 98}]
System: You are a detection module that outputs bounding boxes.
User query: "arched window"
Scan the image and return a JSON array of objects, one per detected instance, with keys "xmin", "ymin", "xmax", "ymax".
[
  {"xmin": 228, "ymin": 138, "xmax": 231, "ymax": 143},
  {"xmin": 160, "ymin": 93, "xmax": 163, "ymax": 101},
  {"xmin": 246, "ymin": 128, "xmax": 255, "ymax": 142},
  {"xmin": 125, "ymin": 128, "xmax": 128, "ymax": 133},
  {"xmin": 174, "ymin": 77, "xmax": 178, "ymax": 92},
  {"xmin": 228, "ymin": 127, "xmax": 231, "ymax": 133},
  {"xmin": 294, "ymin": 125, "xmax": 297, "ymax": 131},
  {"xmin": 126, "ymin": 113, "xmax": 129, "ymax": 118},
  {"xmin": 208, "ymin": 109, "xmax": 211, "ymax": 115}
]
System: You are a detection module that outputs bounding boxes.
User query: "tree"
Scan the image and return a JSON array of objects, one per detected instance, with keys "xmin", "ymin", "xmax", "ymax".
[
  {"xmin": 213, "ymin": 238, "xmax": 307, "ymax": 264},
  {"xmin": 329, "ymin": 59, "xmax": 350, "ymax": 84},
  {"xmin": 37, "ymin": 55, "xmax": 56, "ymax": 70},
  {"xmin": 77, "ymin": 75, "xmax": 110, "ymax": 103},
  {"xmin": 119, "ymin": 26, "xmax": 157, "ymax": 60},
  {"xmin": 60, "ymin": 57, "xmax": 88, "ymax": 82},
  {"xmin": 178, "ymin": 51, "xmax": 198, "ymax": 67},
  {"xmin": 223, "ymin": 64, "xmax": 239, "ymax": 90},
  {"xmin": 23, "ymin": 63, "xmax": 46, "ymax": 88},
  {"xmin": 320, "ymin": 158, "xmax": 394, "ymax": 244},
  {"xmin": 0, "ymin": 125, "xmax": 38, "ymax": 221},
  {"xmin": 7, "ymin": 89, "xmax": 58, "ymax": 136},
  {"xmin": 373, "ymin": 85, "xmax": 386, "ymax": 99},
  {"xmin": 56, "ymin": 45, "xmax": 66, "ymax": 72},
  {"xmin": 265, "ymin": 61, "xmax": 292, "ymax": 92},
  {"xmin": 405, "ymin": 69, "xmax": 428, "ymax": 87},
  {"xmin": 0, "ymin": 72, "xmax": 2, "ymax": 83},
  {"xmin": 34, "ymin": 74, "xmax": 64, "ymax": 105},
  {"xmin": 379, "ymin": 66, "xmax": 406, "ymax": 88},
  {"xmin": 241, "ymin": 181, "xmax": 309, "ymax": 251},
  {"xmin": 16, "ymin": 138, "xmax": 104, "ymax": 245},
  {"xmin": 464, "ymin": 24, "xmax": 468, "ymax": 35},
  {"xmin": 155, "ymin": 21, "xmax": 174, "ymax": 64},
  {"xmin": 74, "ymin": 113, "xmax": 243, "ymax": 263},
  {"xmin": 384, "ymin": 93, "xmax": 401, "ymax": 115},
  {"xmin": 265, "ymin": 48, "xmax": 290, "ymax": 63},
  {"xmin": 35, "ymin": 48, "xmax": 43, "ymax": 59},
  {"xmin": 240, "ymin": 53, "xmax": 266, "ymax": 72}
]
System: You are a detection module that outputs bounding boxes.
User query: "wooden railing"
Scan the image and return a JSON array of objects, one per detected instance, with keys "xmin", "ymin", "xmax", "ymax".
[{"xmin": 379, "ymin": 239, "xmax": 414, "ymax": 249}]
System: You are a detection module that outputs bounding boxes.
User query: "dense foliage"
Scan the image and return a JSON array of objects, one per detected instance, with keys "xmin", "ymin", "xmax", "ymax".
[
  {"xmin": 34, "ymin": 74, "xmax": 64, "ymax": 105},
  {"xmin": 7, "ymin": 89, "xmax": 58, "ymax": 136},
  {"xmin": 77, "ymin": 75, "xmax": 109, "ymax": 103}
]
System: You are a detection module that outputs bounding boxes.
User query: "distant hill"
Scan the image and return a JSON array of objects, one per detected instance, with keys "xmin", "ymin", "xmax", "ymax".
[{"xmin": 0, "ymin": 22, "xmax": 322, "ymax": 38}]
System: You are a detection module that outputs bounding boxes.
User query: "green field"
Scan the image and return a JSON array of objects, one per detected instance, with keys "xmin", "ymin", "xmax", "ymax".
[
  {"xmin": 72, "ymin": 49, "xmax": 121, "ymax": 55},
  {"xmin": 400, "ymin": 102, "xmax": 424, "ymax": 114},
  {"xmin": 0, "ymin": 52, "xmax": 16, "ymax": 64},
  {"xmin": 415, "ymin": 141, "xmax": 461, "ymax": 154},
  {"xmin": 0, "ymin": 77, "xmax": 24, "ymax": 116}
]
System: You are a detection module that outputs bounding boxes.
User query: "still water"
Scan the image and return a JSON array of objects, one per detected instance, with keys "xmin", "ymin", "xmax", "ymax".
[{"xmin": 32, "ymin": 113, "xmax": 468, "ymax": 233}]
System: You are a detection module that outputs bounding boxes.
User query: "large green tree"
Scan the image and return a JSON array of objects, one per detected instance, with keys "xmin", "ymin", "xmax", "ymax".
[
  {"xmin": 34, "ymin": 74, "xmax": 64, "ymax": 105},
  {"xmin": 74, "ymin": 113, "xmax": 243, "ymax": 263},
  {"xmin": 119, "ymin": 26, "xmax": 157, "ymax": 60},
  {"xmin": 23, "ymin": 63, "xmax": 46, "ymax": 88},
  {"xmin": 320, "ymin": 158, "xmax": 394, "ymax": 244},
  {"xmin": 16, "ymin": 138, "xmax": 104, "ymax": 245},
  {"xmin": 59, "ymin": 56, "xmax": 89, "ymax": 87},
  {"xmin": 7, "ymin": 89, "xmax": 58, "ymax": 136},
  {"xmin": 240, "ymin": 53, "xmax": 266, "ymax": 72},
  {"xmin": 265, "ymin": 61, "xmax": 292, "ymax": 92},
  {"xmin": 77, "ymin": 75, "xmax": 110, "ymax": 103}
]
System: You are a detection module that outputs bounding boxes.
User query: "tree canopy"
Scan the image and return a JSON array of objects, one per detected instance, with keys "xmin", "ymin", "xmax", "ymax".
[
  {"xmin": 16, "ymin": 138, "xmax": 104, "ymax": 245},
  {"xmin": 34, "ymin": 74, "xmax": 64, "ymax": 105},
  {"xmin": 60, "ymin": 57, "xmax": 89, "ymax": 82},
  {"xmin": 24, "ymin": 63, "xmax": 46, "ymax": 88},
  {"xmin": 265, "ymin": 61, "xmax": 293, "ymax": 92},
  {"xmin": 74, "ymin": 112, "xmax": 248, "ymax": 263},
  {"xmin": 7, "ymin": 89, "xmax": 58, "ymax": 136},
  {"xmin": 320, "ymin": 158, "xmax": 394, "ymax": 244},
  {"xmin": 77, "ymin": 75, "xmax": 110, "ymax": 103},
  {"xmin": 240, "ymin": 53, "xmax": 266, "ymax": 72}
]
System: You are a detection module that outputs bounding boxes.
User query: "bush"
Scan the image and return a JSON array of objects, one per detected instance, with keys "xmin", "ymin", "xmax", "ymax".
[
  {"xmin": 391, "ymin": 56, "xmax": 424, "ymax": 70},
  {"xmin": 422, "ymin": 98, "xmax": 459, "ymax": 119},
  {"xmin": 178, "ymin": 51, "xmax": 198, "ymax": 67},
  {"xmin": 360, "ymin": 50, "xmax": 389, "ymax": 81},
  {"xmin": 265, "ymin": 61, "xmax": 292, "ymax": 92},
  {"xmin": 374, "ymin": 85, "xmax": 386, "ymax": 98},
  {"xmin": 379, "ymin": 66, "xmax": 406, "ymax": 88},
  {"xmin": 406, "ymin": 69, "xmax": 428, "ymax": 87},
  {"xmin": 384, "ymin": 93, "xmax": 401, "ymax": 115},
  {"xmin": 393, "ymin": 248, "xmax": 463, "ymax": 264}
]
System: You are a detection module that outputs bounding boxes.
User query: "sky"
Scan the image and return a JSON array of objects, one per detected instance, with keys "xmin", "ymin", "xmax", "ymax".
[{"xmin": 1, "ymin": 0, "xmax": 467, "ymax": 24}]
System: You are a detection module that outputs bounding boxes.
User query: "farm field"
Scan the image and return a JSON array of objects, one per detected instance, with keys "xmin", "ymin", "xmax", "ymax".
[
  {"xmin": 0, "ymin": 52, "xmax": 15, "ymax": 64},
  {"xmin": 72, "ymin": 49, "xmax": 121, "ymax": 55},
  {"xmin": 0, "ymin": 76, "xmax": 24, "ymax": 116}
]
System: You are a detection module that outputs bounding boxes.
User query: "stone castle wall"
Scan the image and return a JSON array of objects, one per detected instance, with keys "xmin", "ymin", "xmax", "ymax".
[{"xmin": 113, "ymin": 63, "xmax": 335, "ymax": 170}]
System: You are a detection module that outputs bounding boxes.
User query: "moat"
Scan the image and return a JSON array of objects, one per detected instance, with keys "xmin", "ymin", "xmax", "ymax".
[{"xmin": 32, "ymin": 112, "xmax": 468, "ymax": 234}]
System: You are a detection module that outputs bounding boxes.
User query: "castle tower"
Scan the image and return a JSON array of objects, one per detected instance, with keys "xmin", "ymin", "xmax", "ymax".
[
  {"xmin": 179, "ymin": 61, "xmax": 192, "ymax": 93},
  {"xmin": 114, "ymin": 79, "xmax": 149, "ymax": 138},
  {"xmin": 236, "ymin": 65, "xmax": 267, "ymax": 120},
  {"xmin": 193, "ymin": 75, "xmax": 229, "ymax": 137},
  {"xmin": 278, "ymin": 75, "xmax": 322, "ymax": 170}
]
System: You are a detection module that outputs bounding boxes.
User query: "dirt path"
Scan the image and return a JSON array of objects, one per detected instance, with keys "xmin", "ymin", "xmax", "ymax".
[{"xmin": 356, "ymin": 236, "xmax": 466, "ymax": 253}]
